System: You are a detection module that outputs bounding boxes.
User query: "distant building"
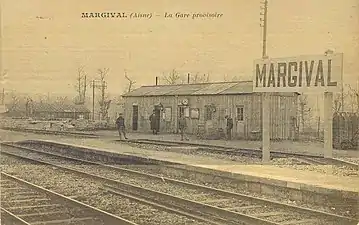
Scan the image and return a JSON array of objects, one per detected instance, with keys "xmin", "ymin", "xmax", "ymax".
[
  {"xmin": 122, "ymin": 81, "xmax": 299, "ymax": 140},
  {"xmin": 4, "ymin": 102, "xmax": 90, "ymax": 120}
]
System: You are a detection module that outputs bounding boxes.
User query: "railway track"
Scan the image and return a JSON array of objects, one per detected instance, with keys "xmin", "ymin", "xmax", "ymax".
[
  {"xmin": 0, "ymin": 172, "xmax": 136, "ymax": 225},
  {"xmin": 2, "ymin": 127, "xmax": 99, "ymax": 138},
  {"xmin": 120, "ymin": 139, "xmax": 358, "ymax": 169},
  {"xmin": 1, "ymin": 142, "xmax": 357, "ymax": 225}
]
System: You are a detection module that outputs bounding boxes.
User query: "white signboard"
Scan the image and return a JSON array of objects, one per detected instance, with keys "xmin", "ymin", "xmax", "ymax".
[
  {"xmin": 253, "ymin": 54, "xmax": 343, "ymax": 93},
  {"xmin": 190, "ymin": 108, "xmax": 200, "ymax": 119},
  {"xmin": 164, "ymin": 107, "xmax": 172, "ymax": 121}
]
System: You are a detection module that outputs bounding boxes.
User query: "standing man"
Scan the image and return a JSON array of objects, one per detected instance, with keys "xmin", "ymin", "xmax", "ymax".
[
  {"xmin": 149, "ymin": 110, "xmax": 159, "ymax": 135},
  {"xmin": 178, "ymin": 114, "xmax": 189, "ymax": 141},
  {"xmin": 225, "ymin": 115, "xmax": 233, "ymax": 140},
  {"xmin": 116, "ymin": 113, "xmax": 128, "ymax": 140}
]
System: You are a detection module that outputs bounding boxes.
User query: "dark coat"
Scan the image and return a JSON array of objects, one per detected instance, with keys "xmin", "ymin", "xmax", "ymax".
[
  {"xmin": 149, "ymin": 113, "xmax": 159, "ymax": 131},
  {"xmin": 178, "ymin": 117, "xmax": 187, "ymax": 129},
  {"xmin": 116, "ymin": 116, "xmax": 125, "ymax": 128},
  {"xmin": 226, "ymin": 118, "xmax": 233, "ymax": 129}
]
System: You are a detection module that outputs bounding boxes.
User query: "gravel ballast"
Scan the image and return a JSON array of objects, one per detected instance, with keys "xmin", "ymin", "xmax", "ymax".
[
  {"xmin": 1, "ymin": 147, "xmax": 348, "ymax": 225},
  {"xmin": 0, "ymin": 154, "xmax": 208, "ymax": 225}
]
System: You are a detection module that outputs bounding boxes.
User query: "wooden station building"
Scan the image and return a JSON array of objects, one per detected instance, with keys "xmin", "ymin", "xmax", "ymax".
[{"xmin": 122, "ymin": 81, "xmax": 299, "ymax": 140}]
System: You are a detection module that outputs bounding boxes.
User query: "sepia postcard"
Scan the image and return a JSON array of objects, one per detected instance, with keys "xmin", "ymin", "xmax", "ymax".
[{"xmin": 0, "ymin": 0, "xmax": 358, "ymax": 224}]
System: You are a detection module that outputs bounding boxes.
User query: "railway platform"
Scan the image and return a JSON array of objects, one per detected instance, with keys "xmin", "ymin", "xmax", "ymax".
[
  {"xmin": 1, "ymin": 129, "xmax": 358, "ymax": 198},
  {"xmin": 32, "ymin": 137, "xmax": 359, "ymax": 195}
]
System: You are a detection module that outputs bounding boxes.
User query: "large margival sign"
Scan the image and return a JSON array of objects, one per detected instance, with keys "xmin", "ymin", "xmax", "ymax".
[{"xmin": 253, "ymin": 54, "xmax": 343, "ymax": 92}]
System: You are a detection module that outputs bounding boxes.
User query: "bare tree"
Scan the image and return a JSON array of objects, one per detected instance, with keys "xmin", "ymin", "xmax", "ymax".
[
  {"xmin": 36, "ymin": 94, "xmax": 48, "ymax": 104},
  {"xmin": 298, "ymin": 94, "xmax": 312, "ymax": 133},
  {"xmin": 25, "ymin": 97, "xmax": 34, "ymax": 117},
  {"xmin": 223, "ymin": 74, "xmax": 245, "ymax": 82},
  {"xmin": 0, "ymin": 70, "xmax": 7, "ymax": 104},
  {"xmin": 124, "ymin": 70, "xmax": 136, "ymax": 93},
  {"xmin": 0, "ymin": 70, "xmax": 8, "ymax": 84},
  {"xmin": 346, "ymin": 89, "xmax": 356, "ymax": 113},
  {"xmin": 55, "ymin": 96, "xmax": 69, "ymax": 105},
  {"xmin": 333, "ymin": 93, "xmax": 343, "ymax": 113},
  {"xmin": 348, "ymin": 84, "xmax": 359, "ymax": 113},
  {"xmin": 8, "ymin": 92, "xmax": 20, "ymax": 112},
  {"xmin": 74, "ymin": 66, "xmax": 87, "ymax": 104},
  {"xmin": 97, "ymin": 68, "xmax": 111, "ymax": 121},
  {"xmin": 231, "ymin": 75, "xmax": 246, "ymax": 81},
  {"xmin": 162, "ymin": 69, "xmax": 182, "ymax": 85},
  {"xmin": 191, "ymin": 73, "xmax": 210, "ymax": 83}
]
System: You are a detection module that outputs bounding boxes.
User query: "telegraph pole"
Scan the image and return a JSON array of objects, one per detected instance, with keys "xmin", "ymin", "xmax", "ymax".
[
  {"xmin": 260, "ymin": 0, "xmax": 270, "ymax": 162},
  {"xmin": 100, "ymin": 80, "xmax": 107, "ymax": 120},
  {"xmin": 1, "ymin": 88, "xmax": 4, "ymax": 105},
  {"xmin": 91, "ymin": 79, "xmax": 106, "ymax": 121},
  {"xmin": 260, "ymin": 0, "xmax": 268, "ymax": 58},
  {"xmin": 341, "ymin": 55, "xmax": 344, "ymax": 111},
  {"xmin": 92, "ymin": 80, "xmax": 95, "ymax": 121}
]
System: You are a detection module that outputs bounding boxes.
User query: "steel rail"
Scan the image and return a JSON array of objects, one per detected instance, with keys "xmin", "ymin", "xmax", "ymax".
[
  {"xmin": 2, "ymin": 147, "xmax": 272, "ymax": 225},
  {"xmin": 2, "ymin": 143, "xmax": 357, "ymax": 225},
  {"xmin": 122, "ymin": 139, "xmax": 359, "ymax": 169},
  {"xmin": 0, "ymin": 172, "xmax": 138, "ymax": 225},
  {"xmin": 99, "ymin": 186, "xmax": 227, "ymax": 225},
  {"xmin": 0, "ymin": 207, "xmax": 31, "ymax": 225},
  {"xmin": 1, "ymin": 147, "xmax": 233, "ymax": 225}
]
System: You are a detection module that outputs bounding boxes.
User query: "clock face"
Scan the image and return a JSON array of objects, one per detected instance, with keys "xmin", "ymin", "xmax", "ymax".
[{"xmin": 182, "ymin": 99, "xmax": 188, "ymax": 105}]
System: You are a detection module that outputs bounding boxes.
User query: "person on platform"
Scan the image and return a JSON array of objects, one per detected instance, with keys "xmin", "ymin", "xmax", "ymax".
[
  {"xmin": 178, "ymin": 114, "xmax": 189, "ymax": 141},
  {"xmin": 116, "ymin": 113, "xmax": 128, "ymax": 140},
  {"xmin": 225, "ymin": 115, "xmax": 233, "ymax": 140},
  {"xmin": 149, "ymin": 110, "xmax": 159, "ymax": 135}
]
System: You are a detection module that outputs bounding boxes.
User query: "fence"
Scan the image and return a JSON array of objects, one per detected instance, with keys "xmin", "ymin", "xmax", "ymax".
[{"xmin": 333, "ymin": 112, "xmax": 359, "ymax": 149}]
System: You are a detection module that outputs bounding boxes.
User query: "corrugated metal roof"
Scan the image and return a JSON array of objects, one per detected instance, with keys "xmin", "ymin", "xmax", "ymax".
[
  {"xmin": 220, "ymin": 81, "xmax": 253, "ymax": 94},
  {"xmin": 141, "ymin": 85, "xmax": 183, "ymax": 96},
  {"xmin": 123, "ymin": 81, "xmax": 254, "ymax": 97},
  {"xmin": 122, "ymin": 86, "xmax": 156, "ymax": 96},
  {"xmin": 166, "ymin": 84, "xmax": 208, "ymax": 96},
  {"xmin": 191, "ymin": 83, "xmax": 238, "ymax": 95}
]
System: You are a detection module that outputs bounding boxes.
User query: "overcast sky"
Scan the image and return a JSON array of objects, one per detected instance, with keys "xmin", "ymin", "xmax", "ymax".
[{"xmin": 1, "ymin": 0, "xmax": 358, "ymax": 97}]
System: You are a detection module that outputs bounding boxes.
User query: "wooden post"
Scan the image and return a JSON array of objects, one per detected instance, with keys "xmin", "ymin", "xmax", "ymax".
[
  {"xmin": 92, "ymin": 80, "xmax": 95, "ymax": 121},
  {"xmin": 174, "ymin": 95, "xmax": 179, "ymax": 133},
  {"xmin": 262, "ymin": 92, "xmax": 270, "ymax": 162},
  {"xmin": 323, "ymin": 92, "xmax": 333, "ymax": 158}
]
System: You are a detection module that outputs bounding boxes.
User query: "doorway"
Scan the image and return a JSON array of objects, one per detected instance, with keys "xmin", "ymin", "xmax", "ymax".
[
  {"xmin": 177, "ymin": 106, "xmax": 185, "ymax": 133},
  {"xmin": 132, "ymin": 105, "xmax": 138, "ymax": 131},
  {"xmin": 154, "ymin": 105, "xmax": 161, "ymax": 131}
]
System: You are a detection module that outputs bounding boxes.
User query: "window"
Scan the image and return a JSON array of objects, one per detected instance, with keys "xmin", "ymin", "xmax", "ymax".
[
  {"xmin": 190, "ymin": 108, "xmax": 200, "ymax": 119},
  {"xmin": 179, "ymin": 107, "xmax": 185, "ymax": 117},
  {"xmin": 205, "ymin": 105, "xmax": 213, "ymax": 121},
  {"xmin": 236, "ymin": 106, "xmax": 244, "ymax": 121},
  {"xmin": 184, "ymin": 107, "xmax": 190, "ymax": 118},
  {"xmin": 164, "ymin": 107, "xmax": 172, "ymax": 121},
  {"xmin": 179, "ymin": 106, "xmax": 190, "ymax": 118}
]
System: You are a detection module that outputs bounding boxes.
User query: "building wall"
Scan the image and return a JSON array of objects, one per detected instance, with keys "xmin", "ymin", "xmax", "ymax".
[{"xmin": 123, "ymin": 93, "xmax": 298, "ymax": 140}]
